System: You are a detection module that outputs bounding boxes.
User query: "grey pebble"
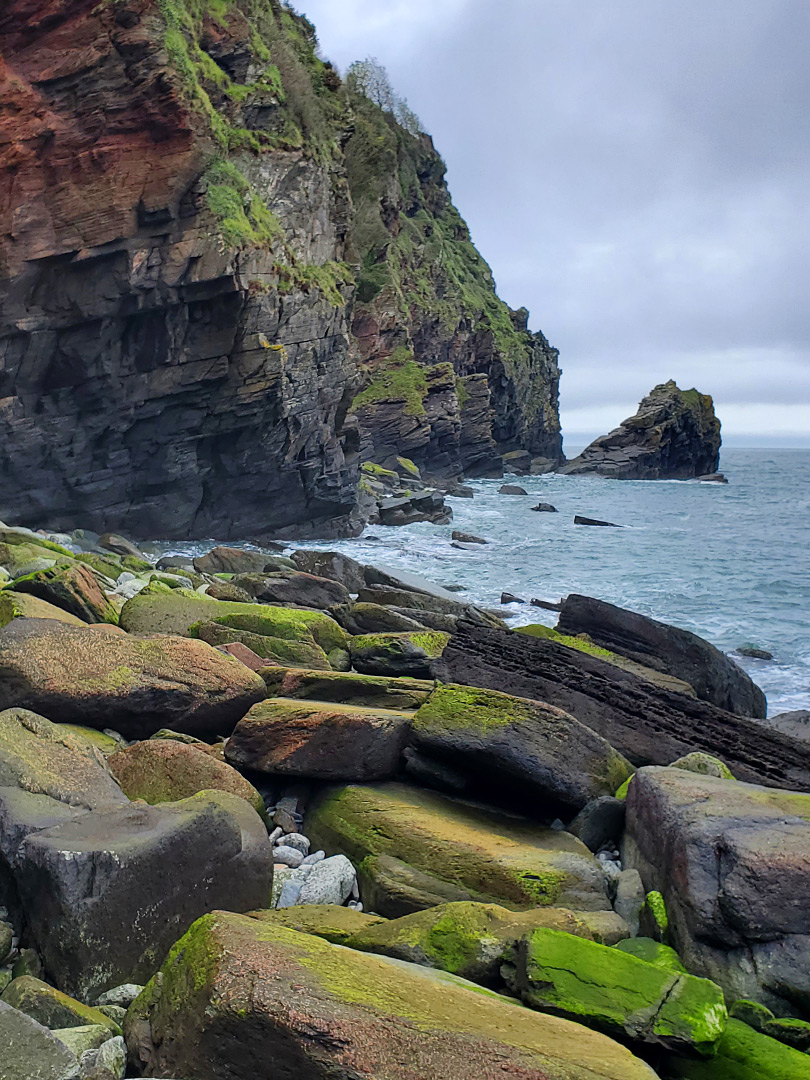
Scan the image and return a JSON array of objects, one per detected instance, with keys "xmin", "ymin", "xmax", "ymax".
[
  {"xmin": 273, "ymin": 845, "xmax": 304, "ymax": 868},
  {"xmin": 95, "ymin": 983, "xmax": 144, "ymax": 1008},
  {"xmin": 277, "ymin": 833, "xmax": 310, "ymax": 855},
  {"xmin": 297, "ymin": 855, "xmax": 356, "ymax": 906}
]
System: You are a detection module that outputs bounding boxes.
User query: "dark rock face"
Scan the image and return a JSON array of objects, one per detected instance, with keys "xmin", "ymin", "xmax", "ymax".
[
  {"xmin": 6, "ymin": 791, "xmax": 273, "ymax": 999},
  {"xmin": 625, "ymin": 767, "xmax": 810, "ymax": 1013},
  {"xmin": 434, "ymin": 621, "xmax": 810, "ymax": 791},
  {"xmin": 560, "ymin": 381, "xmax": 721, "ymax": 480},
  {"xmin": 557, "ymin": 594, "xmax": 767, "ymax": 718},
  {"xmin": 0, "ymin": 0, "xmax": 563, "ymax": 539}
]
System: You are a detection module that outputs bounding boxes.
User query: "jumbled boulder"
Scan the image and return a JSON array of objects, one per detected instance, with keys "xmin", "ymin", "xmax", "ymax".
[
  {"xmin": 230, "ymin": 570, "xmax": 350, "ymax": 610},
  {"xmin": 259, "ymin": 668, "xmax": 431, "ymax": 710},
  {"xmin": 225, "ymin": 699, "xmax": 412, "ymax": 781},
  {"xmin": 666, "ymin": 1018, "xmax": 810, "ymax": 1080},
  {"xmin": 0, "ymin": 975, "xmax": 120, "ymax": 1034},
  {"xmin": 411, "ymin": 684, "xmax": 633, "ymax": 814},
  {"xmin": 349, "ymin": 631, "xmax": 450, "ymax": 678},
  {"xmin": 12, "ymin": 563, "xmax": 118, "ymax": 625},
  {"xmin": 625, "ymin": 766, "xmax": 810, "ymax": 1014},
  {"xmin": 123, "ymin": 912, "xmax": 657, "ymax": 1080},
  {"xmin": 0, "ymin": 590, "xmax": 87, "ymax": 629},
  {"xmin": 0, "ymin": 619, "xmax": 266, "ymax": 740},
  {"xmin": 0, "ymin": 999, "xmax": 79, "ymax": 1080},
  {"xmin": 7, "ymin": 791, "xmax": 273, "ymax": 1000},
  {"xmin": 109, "ymin": 739, "xmax": 265, "ymax": 814},
  {"xmin": 193, "ymin": 545, "xmax": 294, "ymax": 575},
  {"xmin": 503, "ymin": 927, "xmax": 727, "ymax": 1055},
  {"xmin": 306, "ymin": 782, "xmax": 611, "ymax": 918}
]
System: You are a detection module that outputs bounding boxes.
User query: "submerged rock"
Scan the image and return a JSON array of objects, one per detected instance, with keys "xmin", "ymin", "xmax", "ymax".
[
  {"xmin": 560, "ymin": 381, "xmax": 722, "ymax": 479},
  {"xmin": 124, "ymin": 912, "xmax": 656, "ymax": 1080}
]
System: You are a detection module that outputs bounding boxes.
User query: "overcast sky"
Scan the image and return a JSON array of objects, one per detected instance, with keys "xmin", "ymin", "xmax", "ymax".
[{"xmin": 299, "ymin": 0, "xmax": 810, "ymax": 446}]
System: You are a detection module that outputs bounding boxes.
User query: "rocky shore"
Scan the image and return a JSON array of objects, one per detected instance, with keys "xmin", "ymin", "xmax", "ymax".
[{"xmin": 1, "ymin": 519, "xmax": 808, "ymax": 1080}]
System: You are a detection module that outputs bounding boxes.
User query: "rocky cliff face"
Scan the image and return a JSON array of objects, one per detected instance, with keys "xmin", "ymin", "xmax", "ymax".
[
  {"xmin": 560, "ymin": 381, "xmax": 721, "ymax": 480},
  {"xmin": 0, "ymin": 0, "xmax": 561, "ymax": 539}
]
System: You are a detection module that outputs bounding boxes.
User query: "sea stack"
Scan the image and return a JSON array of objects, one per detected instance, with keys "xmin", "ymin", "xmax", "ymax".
[{"xmin": 560, "ymin": 381, "xmax": 721, "ymax": 480}]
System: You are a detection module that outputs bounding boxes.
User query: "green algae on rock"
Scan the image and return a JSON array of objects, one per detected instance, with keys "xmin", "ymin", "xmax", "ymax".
[
  {"xmin": 504, "ymin": 927, "xmax": 726, "ymax": 1055},
  {"xmin": 348, "ymin": 630, "xmax": 450, "ymax": 677},
  {"xmin": 306, "ymin": 781, "xmax": 611, "ymax": 917},
  {"xmin": 411, "ymin": 683, "xmax": 633, "ymax": 813},
  {"xmin": 614, "ymin": 937, "xmax": 686, "ymax": 972},
  {"xmin": 346, "ymin": 900, "xmax": 602, "ymax": 985},
  {"xmin": 246, "ymin": 904, "xmax": 385, "ymax": 946},
  {"xmin": 124, "ymin": 912, "xmax": 656, "ymax": 1080},
  {"xmin": 666, "ymin": 1018, "xmax": 810, "ymax": 1079},
  {"xmin": 0, "ymin": 590, "xmax": 88, "ymax": 628},
  {"xmin": 12, "ymin": 562, "xmax": 118, "ymax": 625},
  {"xmin": 191, "ymin": 618, "xmax": 333, "ymax": 670},
  {"xmin": 260, "ymin": 667, "xmax": 432, "ymax": 709},
  {"xmin": 0, "ymin": 975, "xmax": 121, "ymax": 1034}
]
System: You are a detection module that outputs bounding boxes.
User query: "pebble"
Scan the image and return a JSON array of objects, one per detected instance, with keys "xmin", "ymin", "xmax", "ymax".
[
  {"xmin": 273, "ymin": 845, "xmax": 304, "ymax": 868},
  {"xmin": 277, "ymin": 832, "xmax": 310, "ymax": 855},
  {"xmin": 95, "ymin": 983, "xmax": 145, "ymax": 1008},
  {"xmin": 299, "ymin": 850, "xmax": 325, "ymax": 867},
  {"xmin": 268, "ymin": 827, "xmax": 283, "ymax": 844},
  {"xmin": 296, "ymin": 855, "xmax": 356, "ymax": 906},
  {"xmin": 347, "ymin": 900, "xmax": 364, "ymax": 912}
]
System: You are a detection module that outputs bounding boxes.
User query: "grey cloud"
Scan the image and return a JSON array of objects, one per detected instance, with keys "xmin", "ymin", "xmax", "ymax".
[{"xmin": 300, "ymin": 0, "xmax": 810, "ymax": 440}]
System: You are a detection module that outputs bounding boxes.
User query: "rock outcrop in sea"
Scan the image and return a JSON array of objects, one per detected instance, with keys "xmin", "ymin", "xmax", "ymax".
[
  {"xmin": 560, "ymin": 381, "xmax": 722, "ymax": 480},
  {"xmin": 0, "ymin": 0, "xmax": 561, "ymax": 541}
]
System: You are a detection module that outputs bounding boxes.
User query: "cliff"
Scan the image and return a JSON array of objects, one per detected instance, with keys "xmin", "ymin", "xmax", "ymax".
[
  {"xmin": 0, "ymin": 0, "xmax": 561, "ymax": 539},
  {"xmin": 560, "ymin": 381, "xmax": 721, "ymax": 480}
]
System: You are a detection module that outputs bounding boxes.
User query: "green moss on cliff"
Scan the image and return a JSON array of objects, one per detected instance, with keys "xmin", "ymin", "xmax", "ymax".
[{"xmin": 352, "ymin": 350, "xmax": 428, "ymax": 418}]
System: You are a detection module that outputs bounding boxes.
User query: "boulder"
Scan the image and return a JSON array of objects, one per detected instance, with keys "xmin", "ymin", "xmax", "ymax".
[
  {"xmin": 247, "ymin": 904, "xmax": 384, "ymax": 945},
  {"xmin": 259, "ymin": 668, "xmax": 431, "ymax": 709},
  {"xmin": 410, "ymin": 684, "xmax": 633, "ymax": 814},
  {"xmin": 0, "ymin": 619, "xmax": 266, "ymax": 740},
  {"xmin": 290, "ymin": 550, "xmax": 367, "ymax": 592},
  {"xmin": 666, "ymin": 1018, "xmax": 810, "ymax": 1079},
  {"xmin": 0, "ymin": 591, "xmax": 87, "ymax": 628},
  {"xmin": 1, "ymin": 975, "xmax": 120, "ymax": 1033},
  {"xmin": 574, "ymin": 516, "xmax": 622, "ymax": 527},
  {"xmin": 12, "ymin": 563, "xmax": 117, "ymax": 625},
  {"xmin": 213, "ymin": 641, "xmax": 268, "ymax": 671},
  {"xmin": 434, "ymin": 621, "xmax": 810, "ymax": 790},
  {"xmin": 357, "ymin": 583, "xmax": 504, "ymax": 627},
  {"xmin": 124, "ymin": 912, "xmax": 657, "ymax": 1080},
  {"xmin": 531, "ymin": 503, "xmax": 558, "ymax": 512},
  {"xmin": 559, "ymin": 381, "xmax": 722, "ymax": 479},
  {"xmin": 362, "ymin": 563, "xmax": 465, "ymax": 603},
  {"xmin": 98, "ymin": 533, "xmax": 144, "ymax": 559},
  {"xmin": 502, "ymin": 449, "xmax": 532, "ymax": 474},
  {"xmin": 191, "ymin": 619, "xmax": 333, "ymax": 670},
  {"xmin": 451, "ymin": 531, "xmax": 487, "ymax": 544},
  {"xmin": 503, "ymin": 927, "xmax": 726, "ymax": 1055},
  {"xmin": 762, "ymin": 711, "xmax": 810, "ymax": 742},
  {"xmin": 192, "ymin": 546, "xmax": 294, "ymax": 575},
  {"xmin": 625, "ymin": 766, "xmax": 810, "ymax": 1012},
  {"xmin": 329, "ymin": 602, "xmax": 427, "ymax": 634},
  {"xmin": 556, "ymin": 593, "xmax": 766, "ymax": 717},
  {"xmin": 7, "ymin": 791, "xmax": 273, "ymax": 1000},
  {"xmin": 109, "ymin": 739, "xmax": 265, "ymax": 813},
  {"xmin": 0, "ymin": 999, "xmax": 79, "ymax": 1080},
  {"xmin": 306, "ymin": 782, "xmax": 611, "ymax": 917},
  {"xmin": 347, "ymin": 900, "xmax": 603, "ymax": 985},
  {"xmin": 569, "ymin": 796, "xmax": 627, "ymax": 852},
  {"xmin": 0, "ymin": 707, "xmax": 127, "ymax": 814},
  {"xmin": 348, "ymin": 631, "xmax": 450, "ymax": 677},
  {"xmin": 230, "ymin": 570, "xmax": 350, "ymax": 610},
  {"xmin": 226, "ymin": 698, "xmax": 411, "ymax": 781}
]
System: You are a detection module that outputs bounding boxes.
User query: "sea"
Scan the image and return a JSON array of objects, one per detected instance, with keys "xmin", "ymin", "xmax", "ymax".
[{"xmin": 159, "ymin": 448, "xmax": 810, "ymax": 717}]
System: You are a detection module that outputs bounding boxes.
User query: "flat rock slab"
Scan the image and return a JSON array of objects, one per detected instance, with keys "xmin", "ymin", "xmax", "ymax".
[
  {"xmin": 260, "ymin": 668, "xmax": 432, "ymax": 709},
  {"xmin": 0, "ymin": 618, "xmax": 266, "ymax": 740},
  {"xmin": 411, "ymin": 683, "xmax": 633, "ymax": 814},
  {"xmin": 124, "ymin": 912, "xmax": 657, "ymax": 1080},
  {"xmin": 225, "ymin": 698, "xmax": 412, "ymax": 780},
  {"xmin": 625, "ymin": 766, "xmax": 810, "ymax": 1011},
  {"xmin": 435, "ymin": 621, "xmax": 810, "ymax": 791},
  {"xmin": 8, "ymin": 791, "xmax": 273, "ymax": 1000},
  {"xmin": 306, "ymin": 781, "xmax": 610, "ymax": 918},
  {"xmin": 557, "ymin": 593, "xmax": 766, "ymax": 717}
]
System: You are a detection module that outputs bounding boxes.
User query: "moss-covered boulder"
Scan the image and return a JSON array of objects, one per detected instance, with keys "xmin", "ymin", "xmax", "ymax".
[
  {"xmin": 730, "ymin": 999, "xmax": 810, "ymax": 1052},
  {"xmin": 0, "ymin": 618, "xmax": 266, "ymax": 739},
  {"xmin": 191, "ymin": 618, "xmax": 333, "ymax": 670},
  {"xmin": 504, "ymin": 927, "xmax": 726, "ymax": 1055},
  {"xmin": 109, "ymin": 739, "xmax": 265, "ymax": 814},
  {"xmin": 12, "ymin": 563, "xmax": 118, "ymax": 624},
  {"xmin": 666, "ymin": 1018, "xmax": 810, "ymax": 1078},
  {"xmin": 247, "ymin": 904, "xmax": 385, "ymax": 945},
  {"xmin": 614, "ymin": 938, "xmax": 686, "ymax": 972},
  {"xmin": 0, "ymin": 590, "xmax": 87, "ymax": 628},
  {"xmin": 123, "ymin": 912, "xmax": 657, "ymax": 1080},
  {"xmin": 74, "ymin": 551, "xmax": 125, "ymax": 580},
  {"xmin": 0, "ymin": 707, "xmax": 127, "ymax": 813},
  {"xmin": 306, "ymin": 782, "xmax": 611, "ymax": 917},
  {"xmin": 411, "ymin": 684, "xmax": 633, "ymax": 814},
  {"xmin": 58, "ymin": 725, "xmax": 122, "ymax": 755},
  {"xmin": 347, "ymin": 900, "xmax": 602, "ymax": 985},
  {"xmin": 349, "ymin": 630, "xmax": 450, "ymax": 677},
  {"xmin": 0, "ymin": 535, "xmax": 75, "ymax": 579},
  {"xmin": 0, "ymin": 976, "xmax": 120, "ymax": 1034},
  {"xmin": 193, "ymin": 546, "xmax": 295, "ymax": 575},
  {"xmin": 225, "ymin": 698, "xmax": 411, "ymax": 781},
  {"xmin": 260, "ymin": 668, "xmax": 431, "ymax": 709},
  {"xmin": 669, "ymin": 751, "xmax": 735, "ymax": 779},
  {"xmin": 331, "ymin": 601, "xmax": 428, "ymax": 635}
]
